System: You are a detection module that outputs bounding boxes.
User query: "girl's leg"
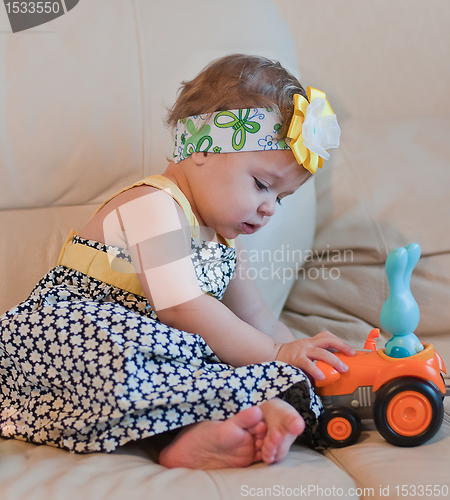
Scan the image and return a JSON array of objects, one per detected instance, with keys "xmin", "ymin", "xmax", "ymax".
[{"xmin": 158, "ymin": 397, "xmax": 303, "ymax": 469}]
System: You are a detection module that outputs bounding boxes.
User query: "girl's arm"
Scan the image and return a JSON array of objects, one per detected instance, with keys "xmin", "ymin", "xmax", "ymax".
[
  {"xmin": 103, "ymin": 187, "xmax": 353, "ymax": 376},
  {"xmin": 220, "ymin": 238, "xmax": 355, "ymax": 379}
]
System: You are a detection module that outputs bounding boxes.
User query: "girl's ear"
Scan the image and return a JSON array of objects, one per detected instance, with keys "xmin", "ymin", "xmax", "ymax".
[{"xmin": 191, "ymin": 152, "xmax": 208, "ymax": 166}]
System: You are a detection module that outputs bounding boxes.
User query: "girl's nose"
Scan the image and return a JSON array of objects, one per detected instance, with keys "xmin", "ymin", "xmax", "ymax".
[{"xmin": 258, "ymin": 198, "xmax": 276, "ymax": 217}]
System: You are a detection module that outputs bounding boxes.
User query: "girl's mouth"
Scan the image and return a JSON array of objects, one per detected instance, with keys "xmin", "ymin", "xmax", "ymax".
[{"xmin": 242, "ymin": 222, "xmax": 260, "ymax": 234}]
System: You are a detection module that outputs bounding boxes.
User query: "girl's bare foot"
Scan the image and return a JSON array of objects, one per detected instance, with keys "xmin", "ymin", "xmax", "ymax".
[
  {"xmin": 258, "ymin": 397, "xmax": 305, "ymax": 464},
  {"xmin": 158, "ymin": 397, "xmax": 304, "ymax": 469},
  {"xmin": 158, "ymin": 406, "xmax": 267, "ymax": 469}
]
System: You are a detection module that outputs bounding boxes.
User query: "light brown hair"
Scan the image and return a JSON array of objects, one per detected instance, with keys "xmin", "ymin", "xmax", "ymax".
[{"xmin": 166, "ymin": 54, "xmax": 306, "ymax": 140}]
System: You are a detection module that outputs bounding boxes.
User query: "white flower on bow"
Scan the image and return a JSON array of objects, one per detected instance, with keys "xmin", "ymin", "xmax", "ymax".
[
  {"xmin": 302, "ymin": 98, "xmax": 340, "ymax": 160},
  {"xmin": 287, "ymin": 87, "xmax": 341, "ymax": 174}
]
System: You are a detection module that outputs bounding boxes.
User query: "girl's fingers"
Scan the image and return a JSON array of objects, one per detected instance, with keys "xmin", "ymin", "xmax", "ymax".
[
  {"xmin": 279, "ymin": 332, "xmax": 356, "ymax": 379},
  {"xmin": 292, "ymin": 348, "xmax": 351, "ymax": 379},
  {"xmin": 295, "ymin": 353, "xmax": 346, "ymax": 381},
  {"xmin": 298, "ymin": 358, "xmax": 325, "ymax": 381},
  {"xmin": 309, "ymin": 348, "xmax": 349, "ymax": 373},
  {"xmin": 312, "ymin": 331, "xmax": 356, "ymax": 356}
]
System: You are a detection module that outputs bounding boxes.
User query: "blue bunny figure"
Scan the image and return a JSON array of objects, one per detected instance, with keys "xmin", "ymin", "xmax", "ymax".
[{"xmin": 381, "ymin": 243, "xmax": 424, "ymax": 358}]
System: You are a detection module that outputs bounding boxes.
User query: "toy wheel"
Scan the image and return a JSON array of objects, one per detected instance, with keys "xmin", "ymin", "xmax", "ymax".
[
  {"xmin": 319, "ymin": 407, "xmax": 361, "ymax": 448},
  {"xmin": 374, "ymin": 377, "xmax": 443, "ymax": 447}
]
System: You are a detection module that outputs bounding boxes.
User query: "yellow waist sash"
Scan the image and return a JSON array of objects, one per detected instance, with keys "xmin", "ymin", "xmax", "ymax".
[{"xmin": 58, "ymin": 230, "xmax": 146, "ymax": 297}]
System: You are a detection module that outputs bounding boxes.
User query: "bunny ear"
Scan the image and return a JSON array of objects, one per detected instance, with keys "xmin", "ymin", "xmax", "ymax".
[
  {"xmin": 403, "ymin": 243, "xmax": 421, "ymax": 291},
  {"xmin": 385, "ymin": 247, "xmax": 408, "ymax": 295}
]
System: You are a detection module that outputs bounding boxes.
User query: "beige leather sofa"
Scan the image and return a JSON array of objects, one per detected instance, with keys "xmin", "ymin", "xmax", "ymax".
[{"xmin": 1, "ymin": 1, "xmax": 449, "ymax": 499}]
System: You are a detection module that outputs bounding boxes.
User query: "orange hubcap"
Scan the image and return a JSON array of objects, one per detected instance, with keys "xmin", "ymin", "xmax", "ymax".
[
  {"xmin": 327, "ymin": 417, "xmax": 352, "ymax": 441},
  {"xmin": 386, "ymin": 391, "xmax": 432, "ymax": 436}
]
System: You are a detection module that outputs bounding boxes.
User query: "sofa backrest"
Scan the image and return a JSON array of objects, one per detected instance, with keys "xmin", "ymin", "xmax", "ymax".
[{"xmin": 0, "ymin": 0, "xmax": 316, "ymax": 316}]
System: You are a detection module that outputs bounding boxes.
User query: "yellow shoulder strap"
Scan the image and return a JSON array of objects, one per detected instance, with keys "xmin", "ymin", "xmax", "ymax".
[
  {"xmin": 93, "ymin": 175, "xmax": 233, "ymax": 247},
  {"xmin": 93, "ymin": 174, "xmax": 202, "ymax": 239}
]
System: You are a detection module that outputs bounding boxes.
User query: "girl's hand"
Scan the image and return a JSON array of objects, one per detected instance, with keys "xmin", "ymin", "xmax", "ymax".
[{"xmin": 275, "ymin": 331, "xmax": 356, "ymax": 381}]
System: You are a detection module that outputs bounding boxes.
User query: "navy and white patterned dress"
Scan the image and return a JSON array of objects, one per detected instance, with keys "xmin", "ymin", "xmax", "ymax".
[{"xmin": 0, "ymin": 176, "xmax": 323, "ymax": 454}]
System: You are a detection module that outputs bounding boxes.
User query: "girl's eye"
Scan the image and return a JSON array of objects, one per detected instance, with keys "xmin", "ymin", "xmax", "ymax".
[
  {"xmin": 255, "ymin": 178, "xmax": 282, "ymax": 206},
  {"xmin": 254, "ymin": 178, "xmax": 268, "ymax": 191}
]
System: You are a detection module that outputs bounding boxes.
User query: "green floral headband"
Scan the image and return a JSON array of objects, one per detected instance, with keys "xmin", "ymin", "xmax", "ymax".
[
  {"xmin": 173, "ymin": 90, "xmax": 340, "ymax": 174},
  {"xmin": 173, "ymin": 108, "xmax": 289, "ymax": 163}
]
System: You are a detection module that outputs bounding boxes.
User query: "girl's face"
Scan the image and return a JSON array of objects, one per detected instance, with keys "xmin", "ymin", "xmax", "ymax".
[{"xmin": 189, "ymin": 150, "xmax": 311, "ymax": 239}]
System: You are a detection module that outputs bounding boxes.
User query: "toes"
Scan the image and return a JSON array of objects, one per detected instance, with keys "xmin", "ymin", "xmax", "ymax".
[
  {"xmin": 256, "ymin": 397, "xmax": 306, "ymax": 465},
  {"xmin": 262, "ymin": 446, "xmax": 277, "ymax": 464},
  {"xmin": 232, "ymin": 406, "xmax": 263, "ymax": 430},
  {"xmin": 262, "ymin": 429, "xmax": 283, "ymax": 464},
  {"xmin": 252, "ymin": 421, "xmax": 268, "ymax": 455},
  {"xmin": 254, "ymin": 437, "xmax": 264, "ymax": 450},
  {"xmin": 250, "ymin": 420, "xmax": 267, "ymax": 440},
  {"xmin": 260, "ymin": 415, "xmax": 304, "ymax": 465},
  {"xmin": 285, "ymin": 413, "xmax": 305, "ymax": 436}
]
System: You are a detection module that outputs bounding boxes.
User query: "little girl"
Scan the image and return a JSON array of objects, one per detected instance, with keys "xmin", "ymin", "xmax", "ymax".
[{"xmin": 0, "ymin": 54, "xmax": 353, "ymax": 469}]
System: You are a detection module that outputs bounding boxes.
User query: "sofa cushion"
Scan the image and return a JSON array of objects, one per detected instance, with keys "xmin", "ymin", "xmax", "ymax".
[
  {"xmin": 0, "ymin": 438, "xmax": 359, "ymax": 500},
  {"xmin": 0, "ymin": 205, "xmax": 95, "ymax": 313}
]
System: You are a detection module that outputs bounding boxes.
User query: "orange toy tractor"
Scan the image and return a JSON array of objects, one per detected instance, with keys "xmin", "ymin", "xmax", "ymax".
[
  {"xmin": 314, "ymin": 244, "xmax": 449, "ymax": 447},
  {"xmin": 315, "ymin": 329, "xmax": 448, "ymax": 447}
]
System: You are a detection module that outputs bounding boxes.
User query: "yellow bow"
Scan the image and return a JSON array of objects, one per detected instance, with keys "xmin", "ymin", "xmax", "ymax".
[{"xmin": 287, "ymin": 87, "xmax": 336, "ymax": 174}]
